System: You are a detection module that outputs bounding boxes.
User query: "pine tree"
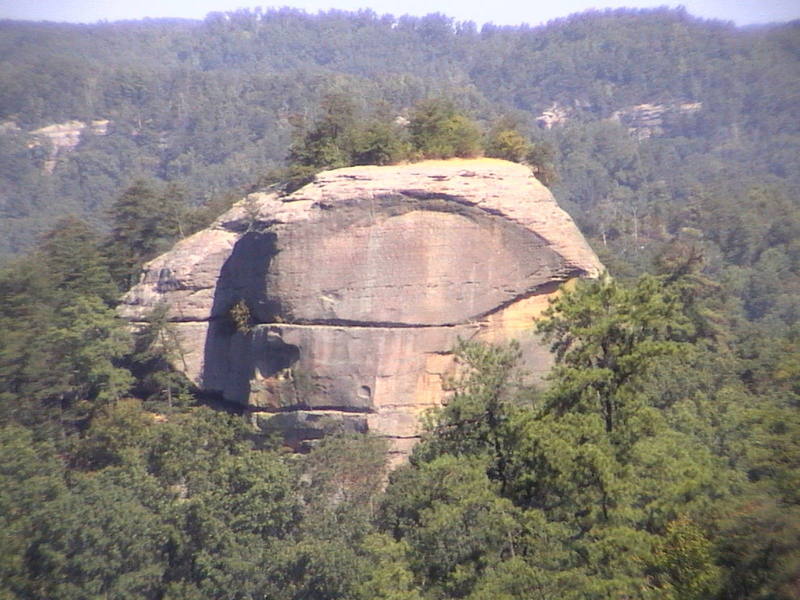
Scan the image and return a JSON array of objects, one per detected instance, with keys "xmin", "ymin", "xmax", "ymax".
[
  {"xmin": 105, "ymin": 180, "xmax": 185, "ymax": 290},
  {"xmin": 536, "ymin": 272, "xmax": 693, "ymax": 442},
  {"xmin": 38, "ymin": 216, "xmax": 118, "ymax": 305}
]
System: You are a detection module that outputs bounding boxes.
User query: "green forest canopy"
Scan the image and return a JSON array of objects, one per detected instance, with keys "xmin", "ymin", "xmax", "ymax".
[{"xmin": 0, "ymin": 6, "xmax": 799, "ymax": 599}]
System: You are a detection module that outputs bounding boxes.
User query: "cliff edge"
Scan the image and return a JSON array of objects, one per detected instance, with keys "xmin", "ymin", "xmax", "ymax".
[{"xmin": 119, "ymin": 158, "xmax": 603, "ymax": 462}]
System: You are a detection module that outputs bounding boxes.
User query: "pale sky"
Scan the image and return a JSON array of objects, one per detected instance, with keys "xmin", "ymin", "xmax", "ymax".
[{"xmin": 0, "ymin": 0, "xmax": 798, "ymax": 27}]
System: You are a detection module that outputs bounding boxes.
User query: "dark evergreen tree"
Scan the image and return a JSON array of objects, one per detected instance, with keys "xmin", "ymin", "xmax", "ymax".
[
  {"xmin": 38, "ymin": 216, "xmax": 118, "ymax": 305},
  {"xmin": 105, "ymin": 179, "xmax": 185, "ymax": 290}
]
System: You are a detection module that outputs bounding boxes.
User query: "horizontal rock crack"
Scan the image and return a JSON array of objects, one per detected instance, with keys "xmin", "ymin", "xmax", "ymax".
[
  {"xmin": 250, "ymin": 405, "xmax": 376, "ymax": 415},
  {"xmin": 127, "ymin": 278, "xmax": 585, "ymax": 328}
]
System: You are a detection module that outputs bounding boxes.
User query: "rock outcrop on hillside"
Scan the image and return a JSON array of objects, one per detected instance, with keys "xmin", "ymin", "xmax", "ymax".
[
  {"xmin": 119, "ymin": 159, "xmax": 602, "ymax": 462},
  {"xmin": 28, "ymin": 119, "xmax": 110, "ymax": 173},
  {"xmin": 611, "ymin": 102, "xmax": 702, "ymax": 139}
]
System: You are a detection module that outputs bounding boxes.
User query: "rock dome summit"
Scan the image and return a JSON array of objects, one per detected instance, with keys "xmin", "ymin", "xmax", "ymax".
[{"xmin": 119, "ymin": 158, "xmax": 603, "ymax": 461}]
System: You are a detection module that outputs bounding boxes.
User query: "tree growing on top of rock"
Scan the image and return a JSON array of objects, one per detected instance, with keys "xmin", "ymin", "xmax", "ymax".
[
  {"xmin": 271, "ymin": 96, "xmax": 489, "ymax": 193},
  {"xmin": 485, "ymin": 117, "xmax": 559, "ymax": 186},
  {"xmin": 485, "ymin": 117, "xmax": 533, "ymax": 163},
  {"xmin": 288, "ymin": 93, "xmax": 358, "ymax": 171},
  {"xmin": 279, "ymin": 96, "xmax": 562, "ymax": 196},
  {"xmin": 407, "ymin": 98, "xmax": 482, "ymax": 159}
]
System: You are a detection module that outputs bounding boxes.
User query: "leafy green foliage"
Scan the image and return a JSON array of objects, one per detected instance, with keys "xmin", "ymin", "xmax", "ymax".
[
  {"xmin": 38, "ymin": 216, "xmax": 119, "ymax": 305},
  {"xmin": 354, "ymin": 533, "xmax": 423, "ymax": 600},
  {"xmin": 1, "ymin": 8, "xmax": 799, "ymax": 599},
  {"xmin": 0, "ymin": 224, "xmax": 134, "ymax": 435},
  {"xmin": 652, "ymin": 516, "xmax": 722, "ymax": 600},
  {"xmin": 21, "ymin": 469, "xmax": 168, "ymax": 600},
  {"xmin": 280, "ymin": 96, "xmax": 482, "ymax": 191},
  {"xmin": 1, "ymin": 8, "xmax": 798, "ymax": 276},
  {"xmin": 227, "ymin": 298, "xmax": 253, "ymax": 334},
  {"xmin": 387, "ymin": 270, "xmax": 795, "ymax": 598},
  {"xmin": 485, "ymin": 125, "xmax": 531, "ymax": 163},
  {"xmin": 1, "ymin": 266, "xmax": 797, "ymax": 599},
  {"xmin": 715, "ymin": 495, "xmax": 800, "ymax": 600},
  {"xmin": 47, "ymin": 294, "xmax": 133, "ymax": 406},
  {"xmin": 350, "ymin": 120, "xmax": 412, "ymax": 166},
  {"xmin": 413, "ymin": 340, "xmax": 530, "ymax": 492},
  {"xmin": 0, "ymin": 425, "xmax": 66, "ymax": 597},
  {"xmin": 288, "ymin": 94, "xmax": 415, "ymax": 172},
  {"xmin": 0, "ymin": 403, "xmax": 309, "ymax": 600},
  {"xmin": 537, "ymin": 273, "xmax": 693, "ymax": 438},
  {"xmin": 381, "ymin": 455, "xmax": 524, "ymax": 598},
  {"xmin": 408, "ymin": 99, "xmax": 482, "ymax": 160},
  {"xmin": 287, "ymin": 94, "xmax": 359, "ymax": 171}
]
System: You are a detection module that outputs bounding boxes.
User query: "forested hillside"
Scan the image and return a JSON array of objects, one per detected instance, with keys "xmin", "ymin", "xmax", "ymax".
[
  {"xmin": 1, "ymin": 6, "xmax": 799, "ymax": 599},
  {"xmin": 1, "ymin": 7, "xmax": 799, "ymax": 257}
]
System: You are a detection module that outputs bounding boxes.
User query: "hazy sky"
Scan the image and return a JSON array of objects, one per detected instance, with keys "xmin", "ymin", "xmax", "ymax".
[{"xmin": 1, "ymin": 0, "xmax": 798, "ymax": 27}]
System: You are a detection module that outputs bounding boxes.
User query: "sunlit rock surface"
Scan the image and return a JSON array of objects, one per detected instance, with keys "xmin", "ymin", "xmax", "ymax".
[{"xmin": 119, "ymin": 158, "xmax": 602, "ymax": 462}]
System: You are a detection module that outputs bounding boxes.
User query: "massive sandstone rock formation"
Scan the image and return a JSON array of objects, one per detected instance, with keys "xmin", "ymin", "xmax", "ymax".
[{"xmin": 119, "ymin": 158, "xmax": 602, "ymax": 462}]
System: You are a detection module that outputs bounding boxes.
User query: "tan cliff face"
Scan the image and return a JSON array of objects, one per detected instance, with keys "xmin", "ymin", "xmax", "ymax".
[{"xmin": 119, "ymin": 158, "xmax": 603, "ymax": 463}]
